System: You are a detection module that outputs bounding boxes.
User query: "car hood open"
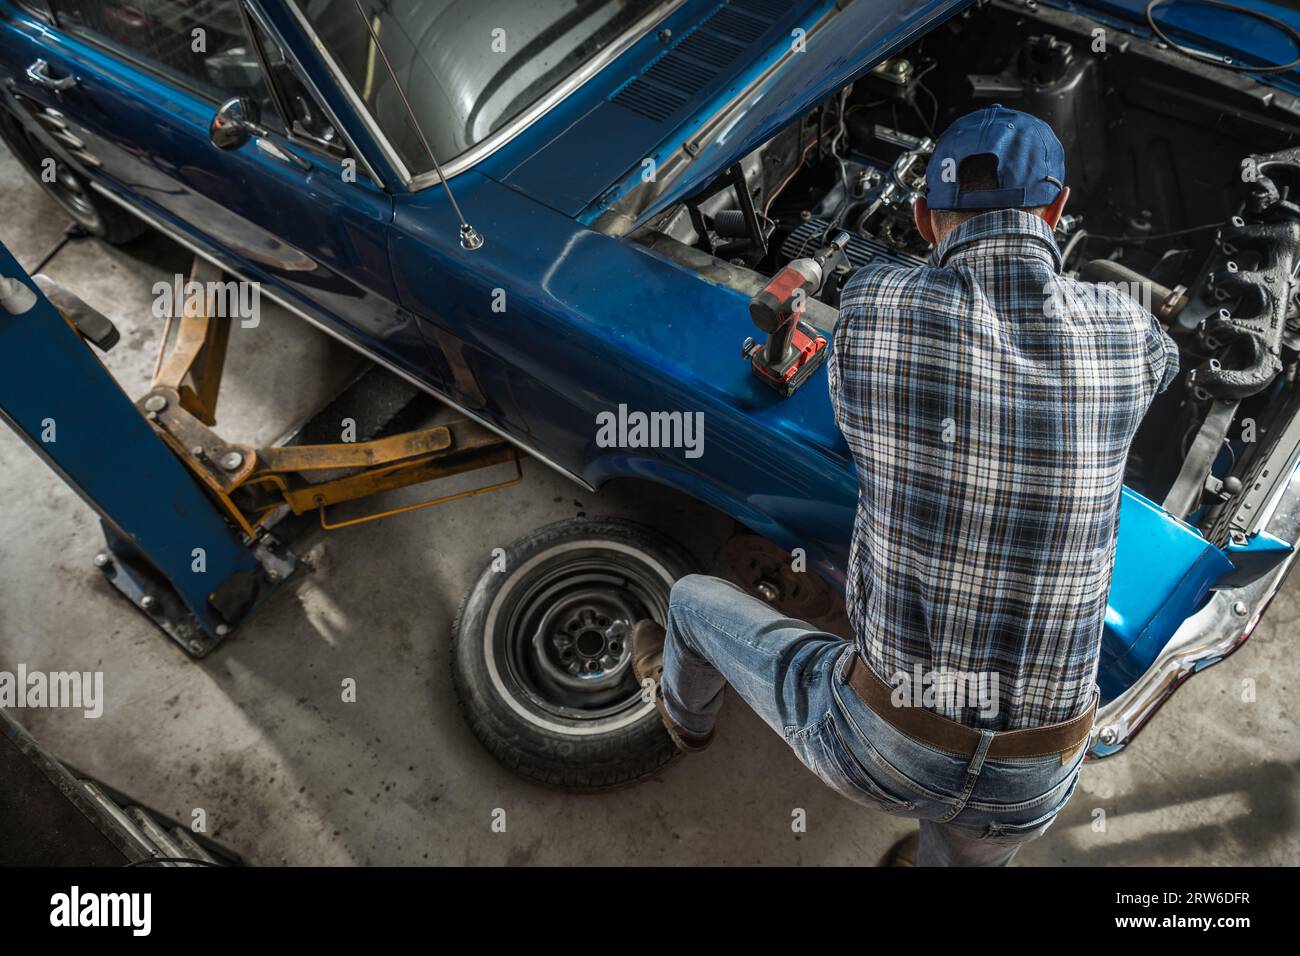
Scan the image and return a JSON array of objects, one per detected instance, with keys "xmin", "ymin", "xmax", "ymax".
[
  {"xmin": 574, "ymin": 0, "xmax": 1300, "ymax": 234},
  {"xmin": 576, "ymin": 0, "xmax": 972, "ymax": 234}
]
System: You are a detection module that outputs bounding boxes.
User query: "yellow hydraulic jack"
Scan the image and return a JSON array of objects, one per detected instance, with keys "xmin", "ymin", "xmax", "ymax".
[{"xmin": 139, "ymin": 258, "xmax": 523, "ymax": 539}]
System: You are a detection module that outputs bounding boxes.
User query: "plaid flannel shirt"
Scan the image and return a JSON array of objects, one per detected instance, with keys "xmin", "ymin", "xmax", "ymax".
[{"xmin": 828, "ymin": 209, "xmax": 1179, "ymax": 730}]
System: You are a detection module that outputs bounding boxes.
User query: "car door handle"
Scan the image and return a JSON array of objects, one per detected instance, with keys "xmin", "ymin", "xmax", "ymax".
[{"xmin": 26, "ymin": 59, "xmax": 77, "ymax": 92}]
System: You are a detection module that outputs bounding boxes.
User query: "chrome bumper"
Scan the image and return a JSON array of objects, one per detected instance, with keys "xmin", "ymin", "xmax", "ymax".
[{"xmin": 1091, "ymin": 460, "xmax": 1300, "ymax": 757}]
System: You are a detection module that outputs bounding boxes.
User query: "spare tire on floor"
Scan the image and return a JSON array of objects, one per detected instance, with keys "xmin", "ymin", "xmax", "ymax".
[{"xmin": 451, "ymin": 517, "xmax": 696, "ymax": 790}]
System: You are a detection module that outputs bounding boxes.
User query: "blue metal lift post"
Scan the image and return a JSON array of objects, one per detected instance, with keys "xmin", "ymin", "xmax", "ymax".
[{"xmin": 0, "ymin": 239, "xmax": 283, "ymax": 656}]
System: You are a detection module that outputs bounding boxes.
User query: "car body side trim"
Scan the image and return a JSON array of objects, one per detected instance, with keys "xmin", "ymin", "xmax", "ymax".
[
  {"xmin": 282, "ymin": 0, "xmax": 686, "ymax": 192},
  {"xmin": 86, "ymin": 178, "xmax": 596, "ymax": 492}
]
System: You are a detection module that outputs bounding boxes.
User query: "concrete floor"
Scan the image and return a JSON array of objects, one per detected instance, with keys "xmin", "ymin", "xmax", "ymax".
[{"xmin": 1, "ymin": 148, "xmax": 1297, "ymax": 867}]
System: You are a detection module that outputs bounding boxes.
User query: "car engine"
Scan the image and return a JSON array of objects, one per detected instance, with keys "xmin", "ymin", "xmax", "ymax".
[{"xmin": 634, "ymin": 0, "xmax": 1300, "ymax": 539}]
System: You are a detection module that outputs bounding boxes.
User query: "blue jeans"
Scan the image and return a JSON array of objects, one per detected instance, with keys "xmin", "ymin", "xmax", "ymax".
[{"xmin": 662, "ymin": 574, "xmax": 1088, "ymax": 866}]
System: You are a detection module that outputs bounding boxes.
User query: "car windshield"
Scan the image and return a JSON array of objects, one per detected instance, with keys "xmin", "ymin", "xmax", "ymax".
[{"xmin": 298, "ymin": 0, "xmax": 667, "ymax": 178}]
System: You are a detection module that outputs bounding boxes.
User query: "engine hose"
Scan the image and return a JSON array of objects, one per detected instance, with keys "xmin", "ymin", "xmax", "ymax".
[{"xmin": 1078, "ymin": 259, "xmax": 1188, "ymax": 322}]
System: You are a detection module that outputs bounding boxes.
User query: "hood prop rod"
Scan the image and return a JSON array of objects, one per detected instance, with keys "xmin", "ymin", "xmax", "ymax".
[{"xmin": 349, "ymin": 0, "xmax": 483, "ymax": 250}]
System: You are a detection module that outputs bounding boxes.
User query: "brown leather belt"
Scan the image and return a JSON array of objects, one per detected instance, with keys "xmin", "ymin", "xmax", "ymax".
[{"xmin": 842, "ymin": 652, "xmax": 1096, "ymax": 760}]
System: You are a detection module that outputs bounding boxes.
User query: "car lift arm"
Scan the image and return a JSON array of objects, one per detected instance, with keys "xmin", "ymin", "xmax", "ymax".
[{"xmin": 0, "ymin": 245, "xmax": 521, "ymax": 656}]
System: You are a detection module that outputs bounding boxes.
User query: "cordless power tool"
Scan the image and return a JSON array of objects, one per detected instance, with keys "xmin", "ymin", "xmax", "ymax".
[{"xmin": 743, "ymin": 233, "xmax": 849, "ymax": 396}]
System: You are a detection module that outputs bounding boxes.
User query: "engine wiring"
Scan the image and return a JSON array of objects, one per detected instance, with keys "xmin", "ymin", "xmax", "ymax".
[
  {"xmin": 1082, "ymin": 223, "xmax": 1224, "ymax": 243},
  {"xmin": 912, "ymin": 59, "xmax": 941, "ymax": 135},
  {"xmin": 762, "ymin": 136, "xmax": 821, "ymax": 217},
  {"xmin": 1061, "ymin": 228, "xmax": 1089, "ymax": 269},
  {"xmin": 763, "ymin": 90, "xmax": 855, "ymax": 225},
  {"xmin": 828, "ymin": 88, "xmax": 852, "ymax": 200},
  {"xmin": 761, "ymin": 91, "xmax": 855, "ymax": 219}
]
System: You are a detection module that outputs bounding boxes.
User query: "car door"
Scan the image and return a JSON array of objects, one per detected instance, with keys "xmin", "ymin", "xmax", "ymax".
[{"xmin": 0, "ymin": 0, "xmax": 431, "ymax": 377}]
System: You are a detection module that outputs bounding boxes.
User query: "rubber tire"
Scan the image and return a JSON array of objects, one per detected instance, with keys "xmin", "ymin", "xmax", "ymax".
[
  {"xmin": 0, "ymin": 105, "xmax": 147, "ymax": 245},
  {"xmin": 451, "ymin": 517, "xmax": 697, "ymax": 791}
]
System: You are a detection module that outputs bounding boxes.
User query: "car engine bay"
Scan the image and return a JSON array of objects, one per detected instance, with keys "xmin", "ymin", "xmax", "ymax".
[{"xmin": 634, "ymin": 0, "xmax": 1300, "ymax": 545}]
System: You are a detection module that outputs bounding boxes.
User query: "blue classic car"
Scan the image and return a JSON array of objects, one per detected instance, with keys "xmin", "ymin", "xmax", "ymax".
[{"xmin": 3, "ymin": 0, "xmax": 1300, "ymax": 787}]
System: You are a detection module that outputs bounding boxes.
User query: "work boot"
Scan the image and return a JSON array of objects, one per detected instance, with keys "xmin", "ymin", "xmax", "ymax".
[
  {"xmin": 881, "ymin": 830, "xmax": 920, "ymax": 867},
  {"xmin": 630, "ymin": 620, "xmax": 714, "ymax": 753}
]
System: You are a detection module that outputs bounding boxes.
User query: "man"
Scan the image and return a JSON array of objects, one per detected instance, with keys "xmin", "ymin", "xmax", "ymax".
[{"xmin": 631, "ymin": 105, "xmax": 1179, "ymax": 866}]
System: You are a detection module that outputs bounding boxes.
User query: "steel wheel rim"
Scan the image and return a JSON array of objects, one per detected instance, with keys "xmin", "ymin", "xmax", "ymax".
[
  {"xmin": 53, "ymin": 163, "xmax": 98, "ymax": 225},
  {"xmin": 20, "ymin": 127, "xmax": 101, "ymax": 231},
  {"xmin": 488, "ymin": 543, "xmax": 669, "ymax": 730}
]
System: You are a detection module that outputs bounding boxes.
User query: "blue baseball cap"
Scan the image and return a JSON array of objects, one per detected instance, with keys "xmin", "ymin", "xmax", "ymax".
[{"xmin": 925, "ymin": 104, "xmax": 1065, "ymax": 210}]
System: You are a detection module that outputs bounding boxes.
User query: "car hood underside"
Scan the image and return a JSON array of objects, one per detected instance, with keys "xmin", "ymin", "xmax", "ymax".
[
  {"xmin": 494, "ymin": 0, "xmax": 1300, "ymax": 232},
  {"xmin": 493, "ymin": 0, "xmax": 968, "ymax": 226}
]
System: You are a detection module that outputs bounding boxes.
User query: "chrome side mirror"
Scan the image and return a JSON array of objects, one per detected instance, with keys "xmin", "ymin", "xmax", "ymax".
[{"xmin": 209, "ymin": 97, "xmax": 260, "ymax": 151}]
